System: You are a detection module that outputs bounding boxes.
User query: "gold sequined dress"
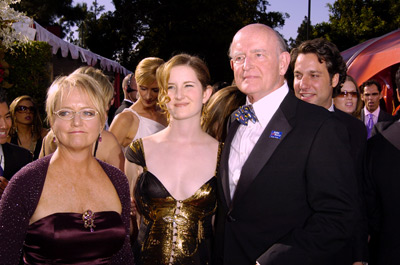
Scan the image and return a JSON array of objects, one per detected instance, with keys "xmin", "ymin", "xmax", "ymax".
[{"xmin": 126, "ymin": 139, "xmax": 222, "ymax": 265}]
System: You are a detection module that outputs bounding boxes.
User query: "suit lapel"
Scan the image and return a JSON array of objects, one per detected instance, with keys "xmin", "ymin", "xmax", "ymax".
[
  {"xmin": 232, "ymin": 93, "xmax": 296, "ymax": 205},
  {"xmin": 232, "ymin": 108, "xmax": 292, "ymax": 204},
  {"xmin": 220, "ymin": 119, "xmax": 240, "ymax": 207},
  {"xmin": 361, "ymin": 109, "xmax": 365, "ymax": 122},
  {"xmin": 2, "ymin": 143, "xmax": 11, "ymax": 177}
]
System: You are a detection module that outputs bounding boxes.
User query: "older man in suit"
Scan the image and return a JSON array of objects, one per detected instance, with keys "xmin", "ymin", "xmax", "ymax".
[
  {"xmin": 214, "ymin": 23, "xmax": 357, "ymax": 265},
  {"xmin": 0, "ymin": 89, "xmax": 32, "ymax": 197}
]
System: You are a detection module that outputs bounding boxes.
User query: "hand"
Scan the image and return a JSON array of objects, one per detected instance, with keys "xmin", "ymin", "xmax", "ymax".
[{"xmin": 0, "ymin": 176, "xmax": 9, "ymax": 196}]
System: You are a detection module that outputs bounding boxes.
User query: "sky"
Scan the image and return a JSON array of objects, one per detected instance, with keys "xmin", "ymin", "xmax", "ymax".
[{"xmin": 75, "ymin": 0, "xmax": 335, "ymax": 40}]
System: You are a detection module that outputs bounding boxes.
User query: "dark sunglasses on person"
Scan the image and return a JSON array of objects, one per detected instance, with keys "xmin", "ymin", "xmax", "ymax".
[
  {"xmin": 16, "ymin": 105, "xmax": 36, "ymax": 113},
  {"xmin": 338, "ymin": 91, "xmax": 358, "ymax": 98}
]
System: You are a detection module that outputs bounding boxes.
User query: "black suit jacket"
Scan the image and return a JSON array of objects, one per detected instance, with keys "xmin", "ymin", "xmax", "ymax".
[
  {"xmin": 114, "ymin": 100, "xmax": 133, "ymax": 117},
  {"xmin": 364, "ymin": 122, "xmax": 400, "ymax": 265},
  {"xmin": 361, "ymin": 108, "xmax": 394, "ymax": 123},
  {"xmin": 333, "ymin": 107, "xmax": 369, "ymax": 262},
  {"xmin": 215, "ymin": 92, "xmax": 358, "ymax": 265},
  {"xmin": 2, "ymin": 143, "xmax": 32, "ymax": 181}
]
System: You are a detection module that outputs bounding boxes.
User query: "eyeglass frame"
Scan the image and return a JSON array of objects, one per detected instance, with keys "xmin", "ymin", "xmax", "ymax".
[
  {"xmin": 53, "ymin": 108, "xmax": 99, "ymax": 121},
  {"xmin": 16, "ymin": 105, "xmax": 36, "ymax": 113}
]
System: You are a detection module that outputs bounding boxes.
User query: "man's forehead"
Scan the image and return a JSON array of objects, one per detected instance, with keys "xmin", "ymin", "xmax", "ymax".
[{"xmin": 364, "ymin": 85, "xmax": 379, "ymax": 93}]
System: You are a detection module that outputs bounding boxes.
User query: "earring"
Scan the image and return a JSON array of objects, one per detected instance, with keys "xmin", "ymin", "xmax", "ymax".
[{"xmin": 98, "ymin": 133, "xmax": 102, "ymax": 142}]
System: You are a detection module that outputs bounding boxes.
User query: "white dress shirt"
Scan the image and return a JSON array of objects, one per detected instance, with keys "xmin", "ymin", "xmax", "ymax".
[
  {"xmin": 228, "ymin": 83, "xmax": 289, "ymax": 198},
  {"xmin": 0, "ymin": 144, "xmax": 4, "ymax": 173}
]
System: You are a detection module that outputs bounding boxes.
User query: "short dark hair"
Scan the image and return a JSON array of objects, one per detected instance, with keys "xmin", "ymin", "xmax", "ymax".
[
  {"xmin": 0, "ymin": 89, "xmax": 8, "ymax": 104},
  {"xmin": 360, "ymin": 79, "xmax": 382, "ymax": 94},
  {"xmin": 290, "ymin": 38, "xmax": 347, "ymax": 97}
]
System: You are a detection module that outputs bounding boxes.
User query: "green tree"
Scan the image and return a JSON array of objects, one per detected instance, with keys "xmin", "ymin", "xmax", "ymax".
[
  {"xmin": 13, "ymin": 0, "xmax": 86, "ymax": 39},
  {"xmin": 289, "ymin": 16, "xmax": 316, "ymax": 49},
  {"xmin": 120, "ymin": 0, "xmax": 288, "ymax": 82},
  {"xmin": 310, "ymin": 0, "xmax": 400, "ymax": 51}
]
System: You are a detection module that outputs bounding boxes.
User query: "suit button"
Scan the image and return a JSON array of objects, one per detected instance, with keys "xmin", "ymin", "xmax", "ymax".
[{"xmin": 227, "ymin": 214, "xmax": 236, "ymax": 222}]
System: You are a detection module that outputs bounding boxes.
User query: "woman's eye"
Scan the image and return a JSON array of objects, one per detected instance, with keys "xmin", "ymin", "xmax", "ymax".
[
  {"xmin": 83, "ymin": 110, "xmax": 96, "ymax": 117},
  {"xmin": 59, "ymin": 110, "xmax": 71, "ymax": 117}
]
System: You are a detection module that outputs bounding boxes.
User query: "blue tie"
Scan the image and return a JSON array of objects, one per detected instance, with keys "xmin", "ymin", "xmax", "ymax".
[
  {"xmin": 367, "ymin": 114, "xmax": 374, "ymax": 139},
  {"xmin": 234, "ymin": 105, "xmax": 258, "ymax": 125}
]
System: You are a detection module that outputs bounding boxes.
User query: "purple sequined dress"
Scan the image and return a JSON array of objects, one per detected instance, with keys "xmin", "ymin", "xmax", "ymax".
[{"xmin": 0, "ymin": 155, "xmax": 134, "ymax": 265}]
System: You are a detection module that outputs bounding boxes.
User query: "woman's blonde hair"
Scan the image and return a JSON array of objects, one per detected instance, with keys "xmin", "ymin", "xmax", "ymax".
[
  {"xmin": 135, "ymin": 57, "xmax": 165, "ymax": 87},
  {"xmin": 73, "ymin": 66, "xmax": 114, "ymax": 108},
  {"xmin": 46, "ymin": 73, "xmax": 107, "ymax": 126}
]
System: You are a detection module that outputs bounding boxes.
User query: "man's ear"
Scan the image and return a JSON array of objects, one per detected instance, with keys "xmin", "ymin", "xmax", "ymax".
[
  {"xmin": 202, "ymin": 85, "xmax": 213, "ymax": 104},
  {"xmin": 331, "ymin": 73, "xmax": 339, "ymax": 88},
  {"xmin": 279, "ymin": 52, "xmax": 290, "ymax": 76}
]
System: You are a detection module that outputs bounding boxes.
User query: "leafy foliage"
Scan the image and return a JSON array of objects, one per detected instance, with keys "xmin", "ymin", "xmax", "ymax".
[
  {"xmin": 123, "ymin": 0, "xmax": 289, "ymax": 82},
  {"xmin": 4, "ymin": 41, "xmax": 52, "ymax": 119},
  {"xmin": 13, "ymin": 0, "xmax": 86, "ymax": 39},
  {"xmin": 309, "ymin": 0, "xmax": 400, "ymax": 51}
]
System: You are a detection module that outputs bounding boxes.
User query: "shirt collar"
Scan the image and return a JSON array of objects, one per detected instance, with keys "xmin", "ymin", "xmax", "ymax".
[
  {"xmin": 248, "ymin": 82, "xmax": 289, "ymax": 127},
  {"xmin": 328, "ymin": 101, "xmax": 335, "ymax": 112},
  {"xmin": 364, "ymin": 106, "xmax": 380, "ymax": 116}
]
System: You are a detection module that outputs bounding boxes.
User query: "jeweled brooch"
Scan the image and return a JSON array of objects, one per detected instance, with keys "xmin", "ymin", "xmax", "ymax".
[{"xmin": 82, "ymin": 209, "xmax": 96, "ymax": 232}]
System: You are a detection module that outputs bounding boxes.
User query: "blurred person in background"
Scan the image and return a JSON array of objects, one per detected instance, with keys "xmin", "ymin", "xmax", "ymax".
[
  {"xmin": 333, "ymin": 75, "xmax": 363, "ymax": 118},
  {"xmin": 110, "ymin": 57, "xmax": 167, "ymax": 152},
  {"xmin": 9, "ymin": 95, "xmax": 48, "ymax": 160}
]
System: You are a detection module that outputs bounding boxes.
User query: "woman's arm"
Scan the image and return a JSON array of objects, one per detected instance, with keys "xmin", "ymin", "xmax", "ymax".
[
  {"xmin": 98, "ymin": 131, "xmax": 125, "ymax": 171},
  {"xmin": 109, "ymin": 112, "xmax": 136, "ymax": 148}
]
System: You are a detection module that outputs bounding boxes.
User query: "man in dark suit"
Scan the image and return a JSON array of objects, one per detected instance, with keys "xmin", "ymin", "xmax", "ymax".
[
  {"xmin": 291, "ymin": 38, "xmax": 368, "ymax": 265},
  {"xmin": 360, "ymin": 79, "xmax": 394, "ymax": 138},
  {"xmin": 364, "ymin": 119, "xmax": 400, "ymax": 265},
  {"xmin": 109, "ymin": 73, "xmax": 137, "ymax": 122},
  {"xmin": 215, "ymin": 24, "xmax": 357, "ymax": 265},
  {"xmin": 0, "ymin": 89, "xmax": 32, "ymax": 197}
]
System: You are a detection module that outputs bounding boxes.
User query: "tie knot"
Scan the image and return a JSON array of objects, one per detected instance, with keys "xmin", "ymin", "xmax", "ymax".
[{"xmin": 234, "ymin": 104, "xmax": 258, "ymax": 125}]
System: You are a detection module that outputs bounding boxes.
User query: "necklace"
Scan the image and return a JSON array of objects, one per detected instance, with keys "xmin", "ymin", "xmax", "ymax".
[{"xmin": 16, "ymin": 131, "xmax": 36, "ymax": 157}]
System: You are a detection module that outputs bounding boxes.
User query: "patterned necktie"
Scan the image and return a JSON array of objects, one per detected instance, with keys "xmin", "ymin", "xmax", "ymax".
[
  {"xmin": 234, "ymin": 104, "xmax": 258, "ymax": 125},
  {"xmin": 367, "ymin": 113, "xmax": 374, "ymax": 139}
]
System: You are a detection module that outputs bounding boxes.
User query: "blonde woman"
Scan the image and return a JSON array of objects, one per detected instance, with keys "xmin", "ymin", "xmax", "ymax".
[
  {"xmin": 110, "ymin": 57, "xmax": 167, "ymax": 151},
  {"xmin": 0, "ymin": 73, "xmax": 134, "ymax": 263}
]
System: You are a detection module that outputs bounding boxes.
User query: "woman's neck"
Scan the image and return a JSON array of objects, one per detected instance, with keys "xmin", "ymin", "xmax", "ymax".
[
  {"xmin": 165, "ymin": 116, "xmax": 205, "ymax": 143},
  {"xmin": 16, "ymin": 122, "xmax": 32, "ymax": 135}
]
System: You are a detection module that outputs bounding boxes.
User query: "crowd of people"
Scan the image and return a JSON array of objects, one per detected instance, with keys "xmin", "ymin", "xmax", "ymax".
[{"xmin": 0, "ymin": 23, "xmax": 398, "ymax": 265}]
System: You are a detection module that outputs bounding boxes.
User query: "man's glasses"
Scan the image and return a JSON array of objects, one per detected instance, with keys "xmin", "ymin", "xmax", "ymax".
[
  {"xmin": 337, "ymin": 91, "xmax": 358, "ymax": 98},
  {"xmin": 16, "ymin": 105, "xmax": 36, "ymax": 113},
  {"xmin": 53, "ymin": 109, "xmax": 99, "ymax": 121}
]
